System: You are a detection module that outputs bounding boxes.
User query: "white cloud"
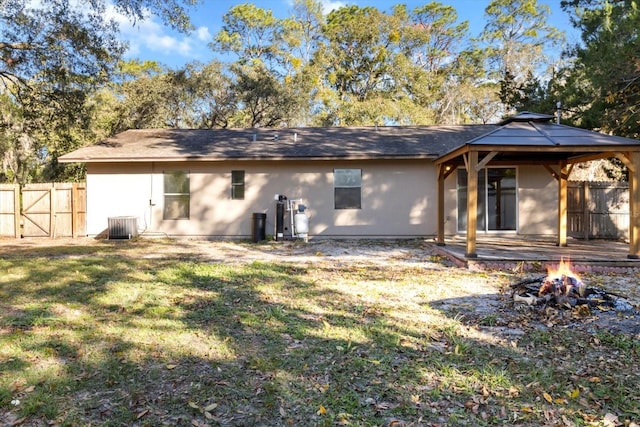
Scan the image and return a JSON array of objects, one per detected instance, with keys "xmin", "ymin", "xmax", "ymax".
[
  {"xmin": 285, "ymin": 0, "xmax": 346, "ymax": 15},
  {"xmin": 196, "ymin": 26, "xmax": 212, "ymax": 42},
  {"xmin": 319, "ymin": 0, "xmax": 346, "ymax": 14},
  {"xmin": 105, "ymin": 4, "xmax": 209, "ymax": 66}
]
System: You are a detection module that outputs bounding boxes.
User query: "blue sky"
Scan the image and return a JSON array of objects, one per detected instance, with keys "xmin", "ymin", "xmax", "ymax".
[{"xmin": 112, "ymin": 0, "xmax": 580, "ymax": 69}]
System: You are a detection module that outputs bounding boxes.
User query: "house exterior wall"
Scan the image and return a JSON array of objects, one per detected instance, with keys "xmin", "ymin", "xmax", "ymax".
[
  {"xmin": 85, "ymin": 159, "xmax": 437, "ymax": 239},
  {"xmin": 517, "ymin": 165, "xmax": 557, "ymax": 235},
  {"xmin": 85, "ymin": 161, "xmax": 559, "ymax": 239}
]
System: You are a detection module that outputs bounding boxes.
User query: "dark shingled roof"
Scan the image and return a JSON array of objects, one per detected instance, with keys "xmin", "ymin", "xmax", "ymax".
[{"xmin": 58, "ymin": 125, "xmax": 498, "ymax": 163}]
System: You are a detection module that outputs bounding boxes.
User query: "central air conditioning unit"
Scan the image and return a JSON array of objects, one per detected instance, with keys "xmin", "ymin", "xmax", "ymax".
[{"xmin": 107, "ymin": 216, "xmax": 139, "ymax": 239}]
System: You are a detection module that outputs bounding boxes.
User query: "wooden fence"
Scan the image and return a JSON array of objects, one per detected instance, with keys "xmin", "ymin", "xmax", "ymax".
[
  {"xmin": 0, "ymin": 183, "xmax": 86, "ymax": 238},
  {"xmin": 568, "ymin": 181, "xmax": 629, "ymax": 240}
]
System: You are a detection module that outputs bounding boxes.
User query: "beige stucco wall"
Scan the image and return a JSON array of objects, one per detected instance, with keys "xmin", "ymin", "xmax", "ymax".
[
  {"xmin": 86, "ymin": 159, "xmax": 438, "ymax": 239},
  {"xmin": 517, "ymin": 165, "xmax": 557, "ymax": 235},
  {"xmin": 86, "ymin": 160, "xmax": 560, "ymax": 239}
]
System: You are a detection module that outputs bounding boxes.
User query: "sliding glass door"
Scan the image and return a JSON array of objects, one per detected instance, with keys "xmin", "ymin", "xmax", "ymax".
[{"xmin": 457, "ymin": 167, "xmax": 517, "ymax": 232}]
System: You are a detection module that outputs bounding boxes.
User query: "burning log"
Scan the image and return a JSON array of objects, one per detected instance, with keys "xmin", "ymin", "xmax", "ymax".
[
  {"xmin": 510, "ymin": 258, "xmax": 635, "ymax": 313},
  {"xmin": 539, "ymin": 273, "xmax": 585, "ymax": 299}
]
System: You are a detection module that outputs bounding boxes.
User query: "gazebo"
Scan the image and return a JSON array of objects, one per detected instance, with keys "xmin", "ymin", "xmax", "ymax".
[{"xmin": 434, "ymin": 112, "xmax": 640, "ymax": 259}]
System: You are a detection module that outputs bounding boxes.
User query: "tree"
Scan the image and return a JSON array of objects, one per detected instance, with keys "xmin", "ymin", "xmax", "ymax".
[
  {"xmin": 0, "ymin": 0, "xmax": 198, "ymax": 183},
  {"xmin": 211, "ymin": 3, "xmax": 287, "ymax": 72},
  {"xmin": 211, "ymin": 3, "xmax": 312, "ymax": 127},
  {"xmin": 561, "ymin": 0, "xmax": 640, "ymax": 138},
  {"xmin": 1, "ymin": 0, "xmax": 198, "ymax": 104},
  {"xmin": 285, "ymin": 0, "xmax": 325, "ymax": 67},
  {"xmin": 479, "ymin": 0, "xmax": 565, "ymax": 115},
  {"xmin": 231, "ymin": 63, "xmax": 306, "ymax": 127},
  {"xmin": 396, "ymin": 3, "xmax": 468, "ymax": 74},
  {"xmin": 319, "ymin": 6, "xmax": 399, "ymax": 103},
  {"xmin": 310, "ymin": 6, "xmax": 403, "ymax": 125},
  {"xmin": 180, "ymin": 61, "xmax": 237, "ymax": 129},
  {"xmin": 0, "ymin": 93, "xmax": 38, "ymax": 183},
  {"xmin": 95, "ymin": 60, "xmax": 178, "ymax": 134},
  {"xmin": 312, "ymin": 3, "xmax": 485, "ymax": 125},
  {"xmin": 441, "ymin": 48, "xmax": 502, "ymax": 124},
  {"xmin": 91, "ymin": 59, "xmax": 240, "ymax": 134},
  {"xmin": 395, "ymin": 2, "xmax": 473, "ymax": 124},
  {"xmin": 0, "ymin": 77, "xmax": 93, "ymax": 183}
]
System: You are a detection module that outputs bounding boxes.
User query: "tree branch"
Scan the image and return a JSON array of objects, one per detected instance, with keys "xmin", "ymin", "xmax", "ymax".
[{"xmin": 0, "ymin": 42, "xmax": 33, "ymax": 51}]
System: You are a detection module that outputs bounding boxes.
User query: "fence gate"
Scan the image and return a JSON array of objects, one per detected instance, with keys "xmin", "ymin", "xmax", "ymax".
[{"xmin": 0, "ymin": 183, "xmax": 86, "ymax": 239}]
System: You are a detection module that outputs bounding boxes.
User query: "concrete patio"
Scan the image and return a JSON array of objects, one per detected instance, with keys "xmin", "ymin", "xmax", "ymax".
[{"xmin": 430, "ymin": 236, "xmax": 640, "ymax": 273}]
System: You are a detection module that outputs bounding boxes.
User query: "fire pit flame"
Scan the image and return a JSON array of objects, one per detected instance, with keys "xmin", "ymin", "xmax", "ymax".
[
  {"xmin": 546, "ymin": 257, "xmax": 581, "ymax": 283},
  {"xmin": 511, "ymin": 258, "xmax": 636, "ymax": 314},
  {"xmin": 540, "ymin": 258, "xmax": 586, "ymax": 299}
]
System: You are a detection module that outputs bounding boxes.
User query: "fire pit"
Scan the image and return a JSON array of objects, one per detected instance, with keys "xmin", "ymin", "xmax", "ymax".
[{"xmin": 511, "ymin": 258, "xmax": 635, "ymax": 313}]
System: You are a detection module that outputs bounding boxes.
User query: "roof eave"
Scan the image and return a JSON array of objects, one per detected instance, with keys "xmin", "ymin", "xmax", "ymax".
[
  {"xmin": 58, "ymin": 154, "xmax": 438, "ymax": 163},
  {"xmin": 434, "ymin": 143, "xmax": 640, "ymax": 166},
  {"xmin": 470, "ymin": 144, "xmax": 640, "ymax": 152}
]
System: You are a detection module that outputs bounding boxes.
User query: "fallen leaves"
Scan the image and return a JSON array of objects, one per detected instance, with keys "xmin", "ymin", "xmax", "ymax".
[
  {"xmin": 3, "ymin": 240, "xmax": 639, "ymax": 427},
  {"xmin": 188, "ymin": 400, "xmax": 219, "ymax": 424}
]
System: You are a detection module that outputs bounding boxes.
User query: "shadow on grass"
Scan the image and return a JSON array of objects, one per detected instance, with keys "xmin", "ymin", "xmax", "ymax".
[
  {"xmin": 0, "ymin": 237, "xmax": 202, "ymax": 260},
  {"xmin": 1, "ymin": 248, "xmax": 638, "ymax": 426}
]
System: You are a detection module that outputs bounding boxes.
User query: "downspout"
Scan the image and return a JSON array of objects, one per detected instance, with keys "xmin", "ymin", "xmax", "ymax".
[{"xmin": 149, "ymin": 162, "xmax": 155, "ymax": 228}]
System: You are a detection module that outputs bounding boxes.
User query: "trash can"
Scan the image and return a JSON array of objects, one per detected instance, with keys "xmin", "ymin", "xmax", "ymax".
[{"xmin": 251, "ymin": 212, "xmax": 267, "ymax": 242}]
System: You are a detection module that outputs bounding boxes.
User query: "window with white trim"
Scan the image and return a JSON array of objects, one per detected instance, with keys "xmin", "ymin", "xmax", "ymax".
[
  {"xmin": 334, "ymin": 168, "xmax": 362, "ymax": 209},
  {"xmin": 163, "ymin": 171, "xmax": 190, "ymax": 219},
  {"xmin": 231, "ymin": 170, "xmax": 245, "ymax": 200}
]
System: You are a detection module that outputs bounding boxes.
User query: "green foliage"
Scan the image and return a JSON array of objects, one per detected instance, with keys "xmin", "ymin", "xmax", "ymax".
[
  {"xmin": 0, "ymin": 0, "xmax": 198, "ymax": 183},
  {"xmin": 181, "ymin": 61, "xmax": 237, "ymax": 129},
  {"xmin": 11, "ymin": 0, "xmax": 640, "ymax": 183},
  {"xmin": 320, "ymin": 5, "xmax": 398, "ymax": 102},
  {"xmin": 480, "ymin": 0, "xmax": 565, "ymax": 115},
  {"xmin": 231, "ymin": 63, "xmax": 307, "ymax": 127},
  {"xmin": 561, "ymin": 0, "xmax": 640, "ymax": 139},
  {"xmin": 308, "ymin": 2, "xmax": 488, "ymax": 125},
  {"xmin": 211, "ymin": 3, "xmax": 286, "ymax": 72}
]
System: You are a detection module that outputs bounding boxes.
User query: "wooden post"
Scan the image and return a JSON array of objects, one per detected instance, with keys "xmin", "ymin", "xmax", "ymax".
[
  {"xmin": 466, "ymin": 151, "xmax": 478, "ymax": 258},
  {"xmin": 436, "ymin": 164, "xmax": 445, "ymax": 246},
  {"xmin": 557, "ymin": 161, "xmax": 568, "ymax": 247},
  {"xmin": 629, "ymin": 152, "xmax": 640, "ymax": 258}
]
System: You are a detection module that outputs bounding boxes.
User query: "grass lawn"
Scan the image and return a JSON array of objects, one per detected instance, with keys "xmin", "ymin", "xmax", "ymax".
[{"xmin": 0, "ymin": 239, "xmax": 639, "ymax": 426}]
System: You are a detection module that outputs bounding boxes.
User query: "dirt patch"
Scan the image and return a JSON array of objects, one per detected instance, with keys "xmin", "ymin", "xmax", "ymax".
[
  {"xmin": 2, "ymin": 236, "xmax": 638, "ymax": 337},
  {"xmin": 0, "ymin": 237, "xmax": 447, "ymax": 267}
]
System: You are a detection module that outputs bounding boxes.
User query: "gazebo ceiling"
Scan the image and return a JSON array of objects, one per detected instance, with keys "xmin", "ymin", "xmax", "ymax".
[{"xmin": 435, "ymin": 111, "xmax": 640, "ymax": 167}]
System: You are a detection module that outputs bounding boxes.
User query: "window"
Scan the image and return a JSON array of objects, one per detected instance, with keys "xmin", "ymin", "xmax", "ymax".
[
  {"xmin": 164, "ymin": 171, "xmax": 190, "ymax": 219},
  {"xmin": 334, "ymin": 168, "xmax": 361, "ymax": 209},
  {"xmin": 231, "ymin": 170, "xmax": 245, "ymax": 200},
  {"xmin": 457, "ymin": 167, "xmax": 517, "ymax": 232}
]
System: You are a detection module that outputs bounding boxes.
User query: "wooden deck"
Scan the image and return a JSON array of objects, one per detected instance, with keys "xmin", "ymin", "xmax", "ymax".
[{"xmin": 430, "ymin": 236, "xmax": 640, "ymax": 272}]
